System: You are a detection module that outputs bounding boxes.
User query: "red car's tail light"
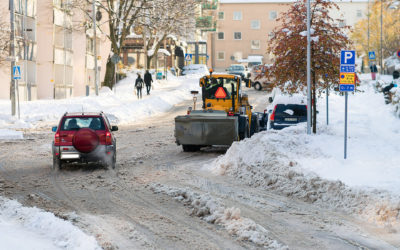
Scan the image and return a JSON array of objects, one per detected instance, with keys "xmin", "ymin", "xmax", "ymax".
[
  {"xmin": 105, "ymin": 131, "xmax": 112, "ymax": 145},
  {"xmin": 270, "ymin": 105, "xmax": 277, "ymax": 121},
  {"xmin": 55, "ymin": 133, "xmax": 60, "ymax": 144}
]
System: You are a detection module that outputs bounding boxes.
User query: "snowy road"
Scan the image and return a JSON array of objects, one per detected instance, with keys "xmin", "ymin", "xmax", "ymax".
[{"xmin": 0, "ymin": 89, "xmax": 399, "ymax": 249}]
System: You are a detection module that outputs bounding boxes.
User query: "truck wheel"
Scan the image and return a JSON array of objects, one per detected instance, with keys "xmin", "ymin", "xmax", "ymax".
[
  {"xmin": 182, "ymin": 145, "xmax": 200, "ymax": 152},
  {"xmin": 254, "ymin": 82, "xmax": 262, "ymax": 91},
  {"xmin": 239, "ymin": 123, "xmax": 249, "ymax": 140},
  {"xmin": 250, "ymin": 114, "xmax": 260, "ymax": 137}
]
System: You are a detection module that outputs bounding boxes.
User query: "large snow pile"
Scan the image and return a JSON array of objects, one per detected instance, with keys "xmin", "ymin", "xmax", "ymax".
[
  {"xmin": 0, "ymin": 72, "xmax": 200, "ymax": 129},
  {"xmin": 207, "ymin": 80, "xmax": 400, "ymax": 228},
  {"xmin": 0, "ymin": 196, "xmax": 100, "ymax": 250},
  {"xmin": 150, "ymin": 183, "xmax": 287, "ymax": 249}
]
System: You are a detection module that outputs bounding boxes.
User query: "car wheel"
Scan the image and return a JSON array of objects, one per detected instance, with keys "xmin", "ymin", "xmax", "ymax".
[
  {"xmin": 254, "ymin": 82, "xmax": 262, "ymax": 91},
  {"xmin": 52, "ymin": 155, "xmax": 61, "ymax": 171},
  {"xmin": 106, "ymin": 151, "xmax": 116, "ymax": 169}
]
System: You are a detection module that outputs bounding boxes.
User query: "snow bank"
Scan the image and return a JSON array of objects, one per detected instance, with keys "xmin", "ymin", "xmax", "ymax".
[
  {"xmin": 207, "ymin": 82, "xmax": 400, "ymax": 228},
  {"xmin": 0, "ymin": 129, "xmax": 23, "ymax": 140},
  {"xmin": 150, "ymin": 184, "xmax": 287, "ymax": 249},
  {"xmin": 0, "ymin": 196, "xmax": 100, "ymax": 250},
  {"xmin": 0, "ymin": 72, "xmax": 200, "ymax": 129}
]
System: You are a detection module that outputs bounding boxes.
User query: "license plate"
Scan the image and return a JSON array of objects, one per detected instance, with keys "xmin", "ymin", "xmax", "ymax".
[
  {"xmin": 284, "ymin": 118, "xmax": 297, "ymax": 122},
  {"xmin": 61, "ymin": 153, "xmax": 80, "ymax": 159}
]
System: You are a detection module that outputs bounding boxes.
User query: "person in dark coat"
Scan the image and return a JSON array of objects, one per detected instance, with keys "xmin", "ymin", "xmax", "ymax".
[
  {"xmin": 144, "ymin": 70, "xmax": 153, "ymax": 95},
  {"xmin": 370, "ymin": 63, "xmax": 378, "ymax": 80},
  {"xmin": 135, "ymin": 73, "xmax": 144, "ymax": 99}
]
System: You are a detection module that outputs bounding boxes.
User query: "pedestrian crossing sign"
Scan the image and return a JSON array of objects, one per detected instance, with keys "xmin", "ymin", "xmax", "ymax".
[
  {"xmin": 185, "ymin": 53, "xmax": 193, "ymax": 61},
  {"xmin": 13, "ymin": 66, "xmax": 21, "ymax": 80},
  {"xmin": 368, "ymin": 51, "xmax": 376, "ymax": 60}
]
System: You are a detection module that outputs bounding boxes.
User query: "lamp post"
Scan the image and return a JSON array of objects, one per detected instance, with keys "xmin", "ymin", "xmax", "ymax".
[
  {"xmin": 9, "ymin": 0, "xmax": 16, "ymax": 116},
  {"xmin": 380, "ymin": 0, "xmax": 383, "ymax": 74},
  {"xmin": 93, "ymin": 0, "xmax": 99, "ymax": 96},
  {"xmin": 306, "ymin": 0, "xmax": 311, "ymax": 134}
]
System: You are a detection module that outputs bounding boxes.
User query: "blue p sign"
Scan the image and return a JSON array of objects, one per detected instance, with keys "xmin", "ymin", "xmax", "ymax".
[{"xmin": 341, "ymin": 50, "xmax": 355, "ymax": 65}]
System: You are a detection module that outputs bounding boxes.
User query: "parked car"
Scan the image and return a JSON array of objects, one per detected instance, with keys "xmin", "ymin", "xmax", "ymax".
[
  {"xmin": 266, "ymin": 94, "xmax": 307, "ymax": 130},
  {"xmin": 181, "ymin": 64, "xmax": 209, "ymax": 76},
  {"xmin": 249, "ymin": 65, "xmax": 273, "ymax": 91},
  {"xmin": 226, "ymin": 64, "xmax": 250, "ymax": 79},
  {"xmin": 51, "ymin": 112, "xmax": 118, "ymax": 170}
]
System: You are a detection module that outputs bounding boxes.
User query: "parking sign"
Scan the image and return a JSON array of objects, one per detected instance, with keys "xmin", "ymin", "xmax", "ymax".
[
  {"xmin": 339, "ymin": 50, "xmax": 355, "ymax": 92},
  {"xmin": 340, "ymin": 50, "xmax": 355, "ymax": 66}
]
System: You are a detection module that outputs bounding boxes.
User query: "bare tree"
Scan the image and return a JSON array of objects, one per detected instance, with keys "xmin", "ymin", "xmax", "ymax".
[
  {"xmin": 72, "ymin": 0, "xmax": 149, "ymax": 88},
  {"xmin": 0, "ymin": 14, "xmax": 10, "ymax": 66},
  {"xmin": 139, "ymin": 0, "xmax": 196, "ymax": 69}
]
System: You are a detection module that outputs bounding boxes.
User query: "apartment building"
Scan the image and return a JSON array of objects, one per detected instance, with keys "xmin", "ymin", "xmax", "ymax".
[
  {"xmin": 0, "ymin": 0, "xmax": 110, "ymax": 100},
  {"xmin": 211, "ymin": 0, "xmax": 368, "ymax": 70}
]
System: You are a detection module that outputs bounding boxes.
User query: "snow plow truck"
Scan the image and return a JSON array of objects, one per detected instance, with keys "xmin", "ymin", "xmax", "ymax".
[{"xmin": 174, "ymin": 72, "xmax": 268, "ymax": 152}]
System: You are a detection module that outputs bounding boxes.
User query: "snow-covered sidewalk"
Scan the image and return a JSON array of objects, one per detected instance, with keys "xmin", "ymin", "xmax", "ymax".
[
  {"xmin": 0, "ymin": 197, "xmax": 100, "ymax": 250},
  {"xmin": 207, "ymin": 78, "xmax": 400, "ymax": 226},
  {"xmin": 0, "ymin": 72, "xmax": 201, "ymax": 130}
]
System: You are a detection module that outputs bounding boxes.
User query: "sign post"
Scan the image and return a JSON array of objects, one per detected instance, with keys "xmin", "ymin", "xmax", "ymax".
[
  {"xmin": 13, "ymin": 66, "xmax": 21, "ymax": 119},
  {"xmin": 340, "ymin": 50, "xmax": 356, "ymax": 159}
]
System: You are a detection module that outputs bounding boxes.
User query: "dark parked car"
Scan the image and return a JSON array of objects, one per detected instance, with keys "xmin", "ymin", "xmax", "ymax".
[
  {"xmin": 52, "ymin": 112, "xmax": 118, "ymax": 170},
  {"xmin": 267, "ymin": 96, "xmax": 307, "ymax": 130}
]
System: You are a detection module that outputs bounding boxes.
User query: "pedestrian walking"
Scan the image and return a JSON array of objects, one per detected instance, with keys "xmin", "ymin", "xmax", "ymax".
[
  {"xmin": 135, "ymin": 73, "xmax": 144, "ymax": 99},
  {"xmin": 144, "ymin": 70, "xmax": 153, "ymax": 95},
  {"xmin": 370, "ymin": 63, "xmax": 378, "ymax": 80}
]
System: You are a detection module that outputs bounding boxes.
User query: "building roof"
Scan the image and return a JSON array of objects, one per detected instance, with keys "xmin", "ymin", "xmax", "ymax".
[{"xmin": 220, "ymin": 0, "xmax": 368, "ymax": 3}]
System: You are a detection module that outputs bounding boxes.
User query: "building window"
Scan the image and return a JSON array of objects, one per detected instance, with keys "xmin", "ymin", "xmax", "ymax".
[
  {"xmin": 251, "ymin": 40, "xmax": 260, "ymax": 50},
  {"xmin": 217, "ymin": 51, "xmax": 225, "ymax": 60},
  {"xmin": 268, "ymin": 32, "xmax": 275, "ymax": 40},
  {"xmin": 269, "ymin": 11, "xmax": 277, "ymax": 20},
  {"xmin": 217, "ymin": 32, "xmax": 224, "ymax": 40},
  {"xmin": 233, "ymin": 11, "xmax": 242, "ymax": 20},
  {"xmin": 356, "ymin": 10, "xmax": 362, "ymax": 17},
  {"xmin": 218, "ymin": 12, "xmax": 224, "ymax": 20},
  {"xmin": 251, "ymin": 20, "xmax": 260, "ymax": 29},
  {"xmin": 234, "ymin": 32, "xmax": 242, "ymax": 40}
]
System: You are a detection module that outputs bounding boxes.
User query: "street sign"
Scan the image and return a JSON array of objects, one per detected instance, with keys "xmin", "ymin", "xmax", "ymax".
[
  {"xmin": 340, "ymin": 50, "xmax": 355, "ymax": 93},
  {"xmin": 13, "ymin": 66, "xmax": 21, "ymax": 80},
  {"xmin": 340, "ymin": 50, "xmax": 356, "ymax": 66},
  {"xmin": 185, "ymin": 53, "xmax": 192, "ymax": 61},
  {"xmin": 339, "ymin": 84, "xmax": 355, "ymax": 92},
  {"xmin": 340, "ymin": 65, "xmax": 355, "ymax": 73},
  {"xmin": 340, "ymin": 73, "xmax": 355, "ymax": 84},
  {"xmin": 110, "ymin": 54, "xmax": 120, "ymax": 64},
  {"xmin": 397, "ymin": 49, "xmax": 400, "ymax": 58},
  {"xmin": 368, "ymin": 51, "xmax": 376, "ymax": 60}
]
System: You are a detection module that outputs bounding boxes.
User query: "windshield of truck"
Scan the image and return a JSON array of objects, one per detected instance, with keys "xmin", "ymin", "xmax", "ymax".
[{"xmin": 204, "ymin": 78, "xmax": 236, "ymax": 99}]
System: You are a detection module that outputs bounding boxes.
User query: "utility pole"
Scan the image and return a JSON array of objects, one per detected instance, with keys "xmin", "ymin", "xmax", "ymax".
[
  {"xmin": 9, "ymin": 0, "xmax": 16, "ymax": 116},
  {"xmin": 368, "ymin": 0, "xmax": 370, "ymax": 53},
  {"xmin": 380, "ymin": 0, "xmax": 383, "ymax": 74},
  {"xmin": 93, "ymin": 0, "xmax": 99, "ymax": 95},
  {"xmin": 306, "ymin": 0, "xmax": 311, "ymax": 134}
]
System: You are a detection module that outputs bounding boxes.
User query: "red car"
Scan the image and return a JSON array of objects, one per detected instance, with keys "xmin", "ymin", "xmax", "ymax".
[{"xmin": 51, "ymin": 112, "xmax": 118, "ymax": 170}]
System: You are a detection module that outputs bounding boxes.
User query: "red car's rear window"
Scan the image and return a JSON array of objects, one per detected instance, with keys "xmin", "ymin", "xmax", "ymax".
[{"xmin": 61, "ymin": 117, "xmax": 105, "ymax": 131}]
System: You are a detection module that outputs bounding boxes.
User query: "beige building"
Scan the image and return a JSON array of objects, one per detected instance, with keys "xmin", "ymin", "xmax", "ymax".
[
  {"xmin": 210, "ymin": 0, "xmax": 368, "ymax": 71},
  {"xmin": 0, "ymin": 0, "xmax": 110, "ymax": 100}
]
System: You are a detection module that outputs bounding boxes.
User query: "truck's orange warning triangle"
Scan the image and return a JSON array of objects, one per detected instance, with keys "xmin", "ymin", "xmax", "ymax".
[{"xmin": 215, "ymin": 87, "xmax": 227, "ymax": 99}]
